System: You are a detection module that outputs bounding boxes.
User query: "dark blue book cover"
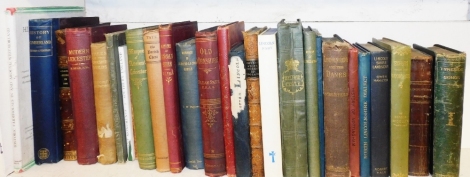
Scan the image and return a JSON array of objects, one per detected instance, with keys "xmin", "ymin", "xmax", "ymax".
[
  {"xmin": 228, "ymin": 44, "xmax": 252, "ymax": 177},
  {"xmin": 356, "ymin": 44, "xmax": 372, "ymax": 177},
  {"xmin": 317, "ymin": 34, "xmax": 325, "ymax": 177},
  {"xmin": 176, "ymin": 37, "xmax": 204, "ymax": 169}
]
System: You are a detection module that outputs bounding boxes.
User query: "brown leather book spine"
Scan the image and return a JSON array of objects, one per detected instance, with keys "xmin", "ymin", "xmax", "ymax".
[
  {"xmin": 196, "ymin": 30, "xmax": 227, "ymax": 177},
  {"xmin": 348, "ymin": 47, "xmax": 360, "ymax": 177},
  {"xmin": 143, "ymin": 27, "xmax": 171, "ymax": 172},
  {"xmin": 55, "ymin": 29, "xmax": 77, "ymax": 161},
  {"xmin": 65, "ymin": 27, "xmax": 99, "ymax": 165},
  {"xmin": 408, "ymin": 49, "xmax": 433, "ymax": 176},
  {"xmin": 159, "ymin": 22, "xmax": 197, "ymax": 173},
  {"xmin": 322, "ymin": 38, "xmax": 350, "ymax": 176},
  {"xmin": 216, "ymin": 21, "xmax": 245, "ymax": 176},
  {"xmin": 91, "ymin": 42, "xmax": 117, "ymax": 165}
]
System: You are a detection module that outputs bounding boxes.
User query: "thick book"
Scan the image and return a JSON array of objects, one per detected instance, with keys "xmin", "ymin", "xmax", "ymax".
[
  {"xmin": 373, "ymin": 38, "xmax": 411, "ymax": 177},
  {"xmin": 277, "ymin": 19, "xmax": 308, "ymax": 177},
  {"xmin": 242, "ymin": 26, "xmax": 266, "ymax": 177},
  {"xmin": 414, "ymin": 44, "xmax": 466, "ymax": 177},
  {"xmin": 322, "ymin": 35, "xmax": 350, "ymax": 177},
  {"xmin": 105, "ymin": 31, "xmax": 129, "ymax": 163},
  {"xmin": 4, "ymin": 6, "xmax": 84, "ymax": 172},
  {"xmin": 142, "ymin": 26, "xmax": 170, "ymax": 172},
  {"xmin": 28, "ymin": 16, "xmax": 99, "ymax": 165},
  {"xmin": 302, "ymin": 27, "xmax": 320, "ymax": 177},
  {"xmin": 125, "ymin": 28, "xmax": 156, "ymax": 169},
  {"xmin": 228, "ymin": 44, "xmax": 252, "ymax": 177},
  {"xmin": 258, "ymin": 28, "xmax": 283, "ymax": 177},
  {"xmin": 217, "ymin": 21, "xmax": 245, "ymax": 177},
  {"xmin": 159, "ymin": 21, "xmax": 198, "ymax": 173},
  {"xmin": 358, "ymin": 43, "xmax": 391, "ymax": 176},
  {"xmin": 354, "ymin": 43, "xmax": 372, "ymax": 177},
  {"xmin": 315, "ymin": 30, "xmax": 326, "ymax": 177},
  {"xmin": 195, "ymin": 26, "xmax": 227, "ymax": 177},
  {"xmin": 175, "ymin": 37, "xmax": 205, "ymax": 170},
  {"xmin": 347, "ymin": 41, "xmax": 360, "ymax": 177}
]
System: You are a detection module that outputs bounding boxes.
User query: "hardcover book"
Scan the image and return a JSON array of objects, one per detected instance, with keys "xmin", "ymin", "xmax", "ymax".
[
  {"xmin": 0, "ymin": 125, "xmax": 14, "ymax": 176},
  {"xmin": 315, "ymin": 30, "xmax": 326, "ymax": 177},
  {"xmin": 176, "ymin": 37, "xmax": 205, "ymax": 170},
  {"xmin": 277, "ymin": 19, "xmax": 308, "ymax": 177},
  {"xmin": 29, "ymin": 16, "xmax": 99, "ymax": 165},
  {"xmin": 4, "ymin": 6, "xmax": 84, "ymax": 172},
  {"xmin": 347, "ymin": 41, "xmax": 360, "ymax": 177}
]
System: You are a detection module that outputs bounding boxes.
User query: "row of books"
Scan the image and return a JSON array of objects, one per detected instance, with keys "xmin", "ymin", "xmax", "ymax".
[{"xmin": 2, "ymin": 9, "xmax": 466, "ymax": 177}]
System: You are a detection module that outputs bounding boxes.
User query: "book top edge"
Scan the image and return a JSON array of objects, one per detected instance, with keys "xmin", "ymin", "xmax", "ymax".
[{"xmin": 6, "ymin": 6, "xmax": 84, "ymax": 15}]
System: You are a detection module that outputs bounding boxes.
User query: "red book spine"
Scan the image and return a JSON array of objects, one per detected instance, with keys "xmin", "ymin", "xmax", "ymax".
[
  {"xmin": 348, "ymin": 47, "xmax": 360, "ymax": 177},
  {"xmin": 65, "ymin": 28, "xmax": 99, "ymax": 165},
  {"xmin": 195, "ymin": 31, "xmax": 227, "ymax": 177},
  {"xmin": 158, "ymin": 26, "xmax": 185, "ymax": 173}
]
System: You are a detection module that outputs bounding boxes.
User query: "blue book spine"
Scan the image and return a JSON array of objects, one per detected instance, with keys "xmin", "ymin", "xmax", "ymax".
[
  {"xmin": 316, "ymin": 35, "xmax": 325, "ymax": 177},
  {"xmin": 29, "ymin": 18, "xmax": 63, "ymax": 164},
  {"xmin": 229, "ymin": 44, "xmax": 252, "ymax": 177},
  {"xmin": 358, "ymin": 51, "xmax": 371, "ymax": 177},
  {"xmin": 175, "ymin": 38, "xmax": 204, "ymax": 169}
]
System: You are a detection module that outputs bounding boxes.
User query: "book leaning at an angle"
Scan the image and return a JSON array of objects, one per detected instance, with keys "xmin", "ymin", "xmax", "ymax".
[{"xmin": 3, "ymin": 6, "xmax": 84, "ymax": 172}]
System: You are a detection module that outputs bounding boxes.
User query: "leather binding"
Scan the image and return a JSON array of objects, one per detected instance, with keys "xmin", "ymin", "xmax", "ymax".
[
  {"xmin": 315, "ymin": 30, "xmax": 326, "ymax": 177},
  {"xmin": 242, "ymin": 26, "xmax": 266, "ymax": 177},
  {"xmin": 159, "ymin": 21, "xmax": 198, "ymax": 173},
  {"xmin": 105, "ymin": 31, "xmax": 128, "ymax": 163},
  {"xmin": 277, "ymin": 19, "xmax": 308, "ymax": 177},
  {"xmin": 322, "ymin": 35, "xmax": 350, "ymax": 177},
  {"xmin": 347, "ymin": 40, "xmax": 360, "ymax": 177},
  {"xmin": 359, "ymin": 43, "xmax": 390, "ymax": 177},
  {"xmin": 175, "ymin": 37, "xmax": 205, "ymax": 170},
  {"xmin": 125, "ymin": 28, "xmax": 156, "ymax": 169},
  {"xmin": 228, "ymin": 44, "xmax": 252, "ymax": 177},
  {"xmin": 373, "ymin": 38, "xmax": 411, "ymax": 177},
  {"xmin": 29, "ymin": 17, "xmax": 99, "ymax": 164},
  {"xmin": 143, "ymin": 26, "xmax": 170, "ymax": 172},
  {"xmin": 407, "ymin": 49, "xmax": 433, "ymax": 176},
  {"xmin": 414, "ymin": 44, "xmax": 465, "ymax": 177},
  {"xmin": 302, "ymin": 27, "xmax": 320, "ymax": 177},
  {"xmin": 195, "ymin": 26, "xmax": 227, "ymax": 177},
  {"xmin": 354, "ymin": 43, "xmax": 372, "ymax": 177},
  {"xmin": 217, "ymin": 21, "xmax": 245, "ymax": 177}
]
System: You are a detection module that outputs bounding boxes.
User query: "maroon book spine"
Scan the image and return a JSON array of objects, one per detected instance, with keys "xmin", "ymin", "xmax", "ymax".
[
  {"xmin": 158, "ymin": 22, "xmax": 197, "ymax": 173},
  {"xmin": 196, "ymin": 29, "xmax": 227, "ymax": 177},
  {"xmin": 349, "ymin": 47, "xmax": 360, "ymax": 177},
  {"xmin": 65, "ymin": 27, "xmax": 99, "ymax": 165},
  {"xmin": 216, "ymin": 22, "xmax": 244, "ymax": 176}
]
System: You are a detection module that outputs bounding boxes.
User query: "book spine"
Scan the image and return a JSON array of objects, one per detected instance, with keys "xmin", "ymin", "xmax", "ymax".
[
  {"xmin": 29, "ymin": 19, "xmax": 63, "ymax": 164},
  {"xmin": 143, "ymin": 28, "xmax": 170, "ymax": 172},
  {"xmin": 105, "ymin": 34, "xmax": 127, "ymax": 163},
  {"xmin": 277, "ymin": 22, "xmax": 308, "ymax": 177},
  {"xmin": 195, "ymin": 32, "xmax": 227, "ymax": 177},
  {"xmin": 408, "ymin": 54, "xmax": 432, "ymax": 176},
  {"xmin": 390, "ymin": 46, "xmax": 411, "ymax": 176},
  {"xmin": 176, "ymin": 41, "xmax": 205, "ymax": 170},
  {"xmin": 243, "ymin": 31, "xmax": 264, "ymax": 177},
  {"xmin": 216, "ymin": 28, "xmax": 236, "ymax": 177},
  {"xmin": 117, "ymin": 44, "xmax": 136, "ymax": 162},
  {"xmin": 65, "ymin": 28, "xmax": 99, "ymax": 165},
  {"xmin": 303, "ymin": 30, "xmax": 320, "ymax": 177},
  {"xmin": 322, "ymin": 40, "xmax": 349, "ymax": 177},
  {"xmin": 158, "ymin": 27, "xmax": 185, "ymax": 173},
  {"xmin": 55, "ymin": 29, "xmax": 77, "ymax": 161},
  {"xmin": 229, "ymin": 46, "xmax": 252, "ymax": 177},
  {"xmin": 358, "ymin": 52, "xmax": 371, "ymax": 177},
  {"xmin": 125, "ymin": 29, "xmax": 156, "ymax": 169},
  {"xmin": 316, "ymin": 35, "xmax": 326, "ymax": 177},
  {"xmin": 370, "ymin": 51, "xmax": 391, "ymax": 176},
  {"xmin": 258, "ymin": 31, "xmax": 283, "ymax": 177},
  {"xmin": 433, "ymin": 52, "xmax": 465, "ymax": 177},
  {"xmin": 348, "ymin": 47, "xmax": 360, "ymax": 177}
]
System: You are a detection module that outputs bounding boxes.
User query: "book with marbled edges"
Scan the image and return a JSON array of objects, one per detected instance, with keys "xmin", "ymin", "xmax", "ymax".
[{"xmin": 176, "ymin": 37, "xmax": 204, "ymax": 170}]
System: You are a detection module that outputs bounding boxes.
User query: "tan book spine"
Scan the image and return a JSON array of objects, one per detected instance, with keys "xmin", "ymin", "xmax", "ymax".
[
  {"xmin": 143, "ymin": 27, "xmax": 170, "ymax": 172},
  {"xmin": 91, "ymin": 42, "xmax": 117, "ymax": 164}
]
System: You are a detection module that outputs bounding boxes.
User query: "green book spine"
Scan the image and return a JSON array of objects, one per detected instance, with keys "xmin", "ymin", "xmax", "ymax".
[
  {"xmin": 125, "ymin": 28, "xmax": 156, "ymax": 169},
  {"xmin": 303, "ymin": 27, "xmax": 320, "ymax": 177},
  {"xmin": 433, "ymin": 48, "xmax": 466, "ymax": 177},
  {"xmin": 277, "ymin": 19, "xmax": 308, "ymax": 177}
]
